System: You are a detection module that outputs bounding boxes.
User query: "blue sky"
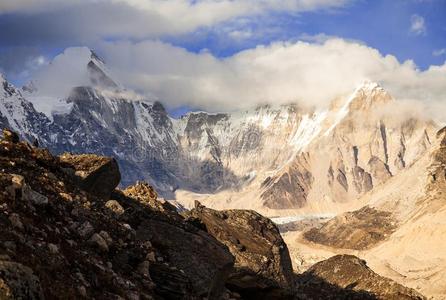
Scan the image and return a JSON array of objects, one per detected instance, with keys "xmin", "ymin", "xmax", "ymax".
[
  {"xmin": 169, "ymin": 0, "xmax": 446, "ymax": 69},
  {"xmin": 0, "ymin": 0, "xmax": 445, "ymax": 115}
]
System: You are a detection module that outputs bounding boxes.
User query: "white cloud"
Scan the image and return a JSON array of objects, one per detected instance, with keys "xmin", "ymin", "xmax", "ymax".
[
  {"xmin": 31, "ymin": 47, "xmax": 92, "ymax": 97},
  {"xmin": 29, "ymin": 38, "xmax": 446, "ymax": 122},
  {"xmin": 433, "ymin": 48, "xmax": 446, "ymax": 56},
  {"xmin": 410, "ymin": 14, "xmax": 426, "ymax": 35}
]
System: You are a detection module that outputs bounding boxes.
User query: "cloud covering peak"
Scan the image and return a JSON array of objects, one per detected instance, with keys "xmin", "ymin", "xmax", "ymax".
[{"xmin": 29, "ymin": 38, "xmax": 446, "ymax": 122}]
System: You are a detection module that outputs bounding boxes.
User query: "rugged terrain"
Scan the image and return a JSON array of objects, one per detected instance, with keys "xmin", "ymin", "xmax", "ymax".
[
  {"xmin": 283, "ymin": 127, "xmax": 446, "ymax": 299},
  {"xmin": 0, "ymin": 130, "xmax": 424, "ymax": 299},
  {"xmin": 0, "ymin": 49, "xmax": 443, "ymax": 299}
]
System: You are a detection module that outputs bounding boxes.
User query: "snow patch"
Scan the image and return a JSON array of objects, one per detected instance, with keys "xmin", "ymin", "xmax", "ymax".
[
  {"xmin": 289, "ymin": 111, "xmax": 327, "ymax": 152},
  {"xmin": 271, "ymin": 213, "xmax": 335, "ymax": 225}
]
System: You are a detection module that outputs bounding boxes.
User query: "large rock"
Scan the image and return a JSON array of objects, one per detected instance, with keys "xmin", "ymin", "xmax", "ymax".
[
  {"xmin": 112, "ymin": 191, "xmax": 235, "ymax": 299},
  {"xmin": 185, "ymin": 201, "xmax": 295, "ymax": 297},
  {"xmin": 59, "ymin": 153, "xmax": 121, "ymax": 199},
  {"xmin": 298, "ymin": 255, "xmax": 425, "ymax": 300}
]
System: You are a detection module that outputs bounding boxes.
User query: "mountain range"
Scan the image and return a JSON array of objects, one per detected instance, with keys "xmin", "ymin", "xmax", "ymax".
[
  {"xmin": 1, "ymin": 49, "xmax": 446, "ymax": 298},
  {"xmin": 0, "ymin": 50, "xmax": 437, "ymax": 216}
]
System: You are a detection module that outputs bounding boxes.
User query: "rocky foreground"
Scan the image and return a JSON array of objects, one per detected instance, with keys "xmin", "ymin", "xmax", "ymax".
[{"xmin": 0, "ymin": 129, "xmax": 424, "ymax": 299}]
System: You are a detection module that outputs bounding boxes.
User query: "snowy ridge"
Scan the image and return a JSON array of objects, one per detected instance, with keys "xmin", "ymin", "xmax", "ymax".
[
  {"xmin": 1, "ymin": 54, "xmax": 412, "ymax": 210},
  {"xmin": 0, "ymin": 78, "xmax": 34, "ymax": 137}
]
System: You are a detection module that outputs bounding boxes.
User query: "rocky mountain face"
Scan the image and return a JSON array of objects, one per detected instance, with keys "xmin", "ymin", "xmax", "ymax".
[
  {"xmin": 0, "ymin": 131, "xmax": 424, "ymax": 299},
  {"xmin": 289, "ymin": 127, "xmax": 446, "ymax": 298},
  {"xmin": 0, "ymin": 50, "xmax": 437, "ymax": 215},
  {"xmin": 173, "ymin": 83, "xmax": 436, "ymax": 214},
  {"xmin": 0, "ymin": 74, "xmax": 59, "ymax": 144},
  {"xmin": 303, "ymin": 127, "xmax": 446, "ymax": 250}
]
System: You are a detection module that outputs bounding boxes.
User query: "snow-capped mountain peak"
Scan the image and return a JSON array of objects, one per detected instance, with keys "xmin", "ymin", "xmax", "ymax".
[
  {"xmin": 349, "ymin": 81, "xmax": 393, "ymax": 111},
  {"xmin": 0, "ymin": 65, "xmax": 437, "ymax": 215},
  {"xmin": 86, "ymin": 50, "xmax": 122, "ymax": 90}
]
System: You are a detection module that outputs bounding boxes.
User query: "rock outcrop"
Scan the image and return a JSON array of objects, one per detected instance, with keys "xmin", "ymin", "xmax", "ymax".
[
  {"xmin": 111, "ymin": 189, "xmax": 235, "ymax": 299},
  {"xmin": 185, "ymin": 201, "xmax": 295, "ymax": 298},
  {"xmin": 59, "ymin": 153, "xmax": 121, "ymax": 199},
  {"xmin": 303, "ymin": 206, "xmax": 397, "ymax": 250},
  {"xmin": 298, "ymin": 255, "xmax": 425, "ymax": 300},
  {"xmin": 121, "ymin": 181, "xmax": 179, "ymax": 218}
]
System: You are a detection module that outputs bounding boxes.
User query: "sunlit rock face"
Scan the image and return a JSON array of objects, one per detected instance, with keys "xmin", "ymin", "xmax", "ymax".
[
  {"xmin": 173, "ymin": 82, "xmax": 436, "ymax": 213},
  {"xmin": 0, "ymin": 52, "xmax": 437, "ymax": 212}
]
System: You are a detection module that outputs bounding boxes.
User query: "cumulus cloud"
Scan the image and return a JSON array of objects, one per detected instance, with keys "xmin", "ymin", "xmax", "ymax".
[
  {"xmin": 30, "ymin": 39, "xmax": 445, "ymax": 122},
  {"xmin": 410, "ymin": 14, "xmax": 426, "ymax": 35},
  {"xmin": 94, "ymin": 39, "xmax": 446, "ymax": 116},
  {"xmin": 31, "ymin": 47, "xmax": 92, "ymax": 97}
]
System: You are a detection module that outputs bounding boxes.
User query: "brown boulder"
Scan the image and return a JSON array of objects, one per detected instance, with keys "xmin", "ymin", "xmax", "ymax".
[
  {"xmin": 59, "ymin": 153, "xmax": 121, "ymax": 199},
  {"xmin": 185, "ymin": 201, "xmax": 295, "ymax": 297}
]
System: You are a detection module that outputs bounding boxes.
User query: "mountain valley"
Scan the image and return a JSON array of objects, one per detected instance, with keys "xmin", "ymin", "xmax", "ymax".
[{"xmin": 0, "ymin": 49, "xmax": 445, "ymax": 299}]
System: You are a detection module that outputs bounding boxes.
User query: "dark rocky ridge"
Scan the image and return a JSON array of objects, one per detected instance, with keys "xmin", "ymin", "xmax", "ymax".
[{"xmin": 0, "ymin": 130, "xmax": 235, "ymax": 299}]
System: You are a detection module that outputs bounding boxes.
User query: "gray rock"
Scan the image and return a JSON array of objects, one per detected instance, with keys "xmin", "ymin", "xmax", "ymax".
[
  {"xmin": 89, "ymin": 233, "xmax": 109, "ymax": 252},
  {"xmin": 99, "ymin": 231, "xmax": 113, "ymax": 247},
  {"xmin": 24, "ymin": 187, "xmax": 49, "ymax": 206},
  {"xmin": 185, "ymin": 203, "xmax": 295, "ymax": 296}
]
